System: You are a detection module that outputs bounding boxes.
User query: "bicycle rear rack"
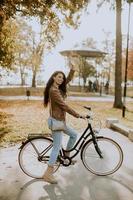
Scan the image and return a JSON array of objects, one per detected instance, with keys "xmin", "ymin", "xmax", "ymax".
[{"xmin": 28, "ymin": 133, "xmax": 52, "ymax": 139}]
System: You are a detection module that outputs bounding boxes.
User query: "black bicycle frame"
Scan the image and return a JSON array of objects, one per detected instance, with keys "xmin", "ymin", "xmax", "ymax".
[
  {"xmin": 61, "ymin": 122, "xmax": 97, "ymax": 159},
  {"xmin": 24, "ymin": 121, "xmax": 101, "ymax": 160}
]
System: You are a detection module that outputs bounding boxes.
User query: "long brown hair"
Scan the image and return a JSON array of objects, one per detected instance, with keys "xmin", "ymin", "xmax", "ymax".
[{"xmin": 44, "ymin": 71, "xmax": 67, "ymax": 107}]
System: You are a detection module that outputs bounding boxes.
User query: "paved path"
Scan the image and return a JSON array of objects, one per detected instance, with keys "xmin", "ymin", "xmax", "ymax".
[
  {"xmin": 0, "ymin": 95, "xmax": 133, "ymax": 102},
  {"xmin": 0, "ymin": 128, "xmax": 133, "ymax": 200}
]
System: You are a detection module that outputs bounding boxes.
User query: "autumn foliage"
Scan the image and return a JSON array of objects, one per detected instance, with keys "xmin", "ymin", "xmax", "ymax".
[
  {"xmin": 122, "ymin": 49, "xmax": 133, "ymax": 81},
  {"xmin": 128, "ymin": 50, "xmax": 133, "ymax": 80},
  {"xmin": 0, "ymin": 0, "xmax": 88, "ymax": 27},
  {"xmin": 0, "ymin": 0, "xmax": 88, "ymax": 70}
]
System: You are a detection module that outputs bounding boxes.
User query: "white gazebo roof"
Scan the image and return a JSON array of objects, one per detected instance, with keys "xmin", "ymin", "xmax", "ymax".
[{"xmin": 60, "ymin": 47, "xmax": 107, "ymax": 58}]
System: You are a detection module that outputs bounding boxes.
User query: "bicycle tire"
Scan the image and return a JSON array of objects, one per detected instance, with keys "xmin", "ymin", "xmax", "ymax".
[
  {"xmin": 81, "ymin": 136, "xmax": 123, "ymax": 176},
  {"xmin": 18, "ymin": 136, "xmax": 60, "ymax": 179}
]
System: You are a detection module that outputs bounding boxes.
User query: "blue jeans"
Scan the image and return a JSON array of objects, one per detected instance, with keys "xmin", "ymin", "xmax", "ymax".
[{"xmin": 48, "ymin": 125, "xmax": 78, "ymax": 166}]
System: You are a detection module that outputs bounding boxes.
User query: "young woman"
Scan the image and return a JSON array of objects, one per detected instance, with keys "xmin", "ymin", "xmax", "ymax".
[{"xmin": 43, "ymin": 64, "xmax": 86, "ymax": 184}]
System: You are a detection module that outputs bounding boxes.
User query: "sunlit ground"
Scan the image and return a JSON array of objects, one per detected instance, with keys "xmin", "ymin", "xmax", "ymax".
[{"xmin": 0, "ymin": 100, "xmax": 133, "ymax": 146}]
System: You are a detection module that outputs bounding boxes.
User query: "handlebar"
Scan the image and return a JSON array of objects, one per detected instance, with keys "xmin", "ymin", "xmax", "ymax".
[
  {"xmin": 79, "ymin": 106, "xmax": 92, "ymax": 119},
  {"xmin": 79, "ymin": 115, "xmax": 91, "ymax": 119}
]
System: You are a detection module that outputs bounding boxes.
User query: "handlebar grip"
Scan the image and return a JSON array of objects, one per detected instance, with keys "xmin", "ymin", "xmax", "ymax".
[{"xmin": 86, "ymin": 115, "xmax": 90, "ymax": 119}]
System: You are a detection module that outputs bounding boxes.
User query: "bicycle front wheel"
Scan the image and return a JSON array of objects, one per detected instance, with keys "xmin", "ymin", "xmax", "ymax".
[
  {"xmin": 81, "ymin": 137, "xmax": 123, "ymax": 176},
  {"xmin": 18, "ymin": 137, "xmax": 60, "ymax": 179}
]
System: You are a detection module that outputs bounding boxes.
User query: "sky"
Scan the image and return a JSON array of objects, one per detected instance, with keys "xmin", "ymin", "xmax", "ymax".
[{"xmin": 1, "ymin": 0, "xmax": 133, "ymax": 85}]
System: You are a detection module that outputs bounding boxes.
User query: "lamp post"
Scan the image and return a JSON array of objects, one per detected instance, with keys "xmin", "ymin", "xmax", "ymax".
[{"xmin": 122, "ymin": 0, "xmax": 133, "ymax": 117}]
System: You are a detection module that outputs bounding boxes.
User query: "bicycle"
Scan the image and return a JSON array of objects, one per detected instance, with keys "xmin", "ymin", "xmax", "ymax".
[{"xmin": 18, "ymin": 106, "xmax": 123, "ymax": 178}]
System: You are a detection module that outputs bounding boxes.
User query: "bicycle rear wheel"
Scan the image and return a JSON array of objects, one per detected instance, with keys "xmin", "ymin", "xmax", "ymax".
[
  {"xmin": 18, "ymin": 137, "xmax": 60, "ymax": 178},
  {"xmin": 81, "ymin": 137, "xmax": 123, "ymax": 176}
]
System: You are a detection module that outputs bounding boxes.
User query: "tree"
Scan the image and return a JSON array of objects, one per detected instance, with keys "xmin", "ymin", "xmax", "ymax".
[
  {"xmin": 0, "ymin": 0, "xmax": 88, "ymax": 25},
  {"xmin": 29, "ymin": 29, "xmax": 45, "ymax": 87},
  {"xmin": 79, "ymin": 57, "xmax": 96, "ymax": 88},
  {"xmin": 29, "ymin": 18, "xmax": 64, "ymax": 87},
  {"xmin": 0, "ymin": 0, "xmax": 89, "ymax": 69},
  {"xmin": 128, "ymin": 50, "xmax": 133, "ymax": 80},
  {"xmin": 122, "ymin": 49, "xmax": 133, "ymax": 81},
  {"xmin": 0, "ymin": 15, "xmax": 62, "ymax": 85},
  {"xmin": 96, "ymin": 0, "xmax": 126, "ymax": 108},
  {"xmin": 114, "ymin": 0, "xmax": 123, "ymax": 108},
  {"xmin": 14, "ymin": 19, "xmax": 34, "ymax": 86},
  {"xmin": 0, "ymin": 17, "xmax": 33, "ymax": 74},
  {"xmin": 82, "ymin": 37, "xmax": 97, "ymax": 49},
  {"xmin": 102, "ymin": 30, "xmax": 115, "ymax": 87},
  {"xmin": 0, "ymin": 20, "xmax": 16, "ymax": 70}
]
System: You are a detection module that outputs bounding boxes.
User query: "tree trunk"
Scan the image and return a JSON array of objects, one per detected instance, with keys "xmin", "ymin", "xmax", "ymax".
[
  {"xmin": 21, "ymin": 76, "xmax": 25, "ymax": 86},
  {"xmin": 83, "ymin": 77, "xmax": 86, "ymax": 89},
  {"xmin": 32, "ymin": 70, "xmax": 36, "ymax": 87},
  {"xmin": 20, "ymin": 67, "xmax": 25, "ymax": 86},
  {"xmin": 113, "ymin": 0, "xmax": 123, "ymax": 108}
]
